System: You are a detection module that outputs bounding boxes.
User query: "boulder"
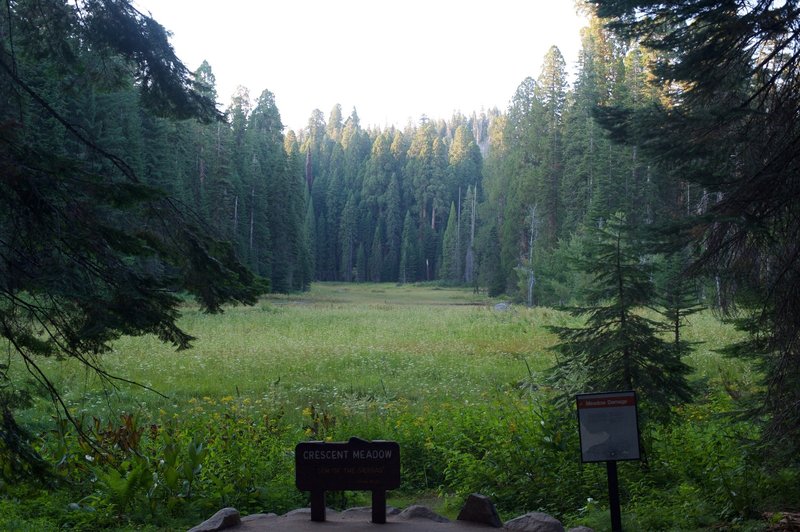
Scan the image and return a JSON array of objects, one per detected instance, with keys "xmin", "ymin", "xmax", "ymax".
[
  {"xmin": 283, "ymin": 507, "xmax": 338, "ymax": 517},
  {"xmin": 341, "ymin": 506, "xmax": 400, "ymax": 516},
  {"xmin": 188, "ymin": 507, "xmax": 241, "ymax": 532},
  {"xmin": 494, "ymin": 302, "xmax": 511, "ymax": 311},
  {"xmin": 504, "ymin": 511, "xmax": 565, "ymax": 532},
  {"xmin": 457, "ymin": 493, "xmax": 503, "ymax": 527},
  {"xmin": 397, "ymin": 504, "xmax": 450, "ymax": 522},
  {"xmin": 241, "ymin": 513, "xmax": 277, "ymax": 523}
]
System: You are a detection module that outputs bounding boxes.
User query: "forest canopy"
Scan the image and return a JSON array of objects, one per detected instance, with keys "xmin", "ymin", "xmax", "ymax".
[{"xmin": 1, "ymin": 0, "xmax": 264, "ymax": 447}]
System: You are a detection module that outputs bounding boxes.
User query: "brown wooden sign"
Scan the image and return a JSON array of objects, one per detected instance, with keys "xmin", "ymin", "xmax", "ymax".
[{"xmin": 295, "ymin": 437, "xmax": 400, "ymax": 523}]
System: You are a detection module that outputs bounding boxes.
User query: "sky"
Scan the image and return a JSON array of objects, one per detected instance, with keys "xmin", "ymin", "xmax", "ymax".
[{"xmin": 132, "ymin": 0, "xmax": 588, "ymax": 132}]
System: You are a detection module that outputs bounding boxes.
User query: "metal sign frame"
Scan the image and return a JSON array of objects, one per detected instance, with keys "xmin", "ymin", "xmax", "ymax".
[{"xmin": 576, "ymin": 390, "xmax": 642, "ymax": 463}]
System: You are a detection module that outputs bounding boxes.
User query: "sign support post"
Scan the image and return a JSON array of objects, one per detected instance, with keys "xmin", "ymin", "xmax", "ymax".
[
  {"xmin": 576, "ymin": 391, "xmax": 641, "ymax": 532},
  {"xmin": 310, "ymin": 490, "xmax": 325, "ymax": 522},
  {"xmin": 372, "ymin": 490, "xmax": 387, "ymax": 523},
  {"xmin": 606, "ymin": 460, "xmax": 622, "ymax": 532}
]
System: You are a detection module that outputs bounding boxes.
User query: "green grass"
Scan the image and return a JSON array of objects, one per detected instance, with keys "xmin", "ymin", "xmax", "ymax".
[
  {"xmin": 6, "ymin": 282, "xmax": 779, "ymax": 532},
  {"xmin": 20, "ymin": 283, "xmax": 745, "ymax": 421},
  {"xmin": 21, "ymin": 283, "xmax": 567, "ymax": 423}
]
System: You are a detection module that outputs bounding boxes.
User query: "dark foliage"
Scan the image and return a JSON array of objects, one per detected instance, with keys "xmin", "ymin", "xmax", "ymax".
[
  {"xmin": 0, "ymin": 0, "xmax": 265, "ymax": 468},
  {"xmin": 549, "ymin": 213, "xmax": 693, "ymax": 420},
  {"xmin": 591, "ymin": 0, "xmax": 800, "ymax": 459}
]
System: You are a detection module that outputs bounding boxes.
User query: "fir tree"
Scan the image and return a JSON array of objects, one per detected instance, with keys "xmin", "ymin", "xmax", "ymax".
[
  {"xmin": 592, "ymin": 0, "xmax": 800, "ymax": 455},
  {"xmin": 0, "ymin": 0, "xmax": 263, "ymax": 465},
  {"xmin": 370, "ymin": 225, "xmax": 383, "ymax": 282},
  {"xmin": 399, "ymin": 211, "xmax": 417, "ymax": 284},
  {"xmin": 656, "ymin": 249, "xmax": 704, "ymax": 362},
  {"xmin": 549, "ymin": 213, "xmax": 693, "ymax": 420},
  {"xmin": 440, "ymin": 202, "xmax": 460, "ymax": 282}
]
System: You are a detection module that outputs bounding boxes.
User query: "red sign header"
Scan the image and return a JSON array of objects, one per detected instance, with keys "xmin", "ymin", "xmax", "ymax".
[{"xmin": 577, "ymin": 396, "xmax": 636, "ymax": 409}]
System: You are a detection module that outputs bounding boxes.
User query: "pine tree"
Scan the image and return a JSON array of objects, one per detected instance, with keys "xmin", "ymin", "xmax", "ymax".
[
  {"xmin": 399, "ymin": 211, "xmax": 417, "ymax": 284},
  {"xmin": 0, "ymin": 0, "xmax": 263, "ymax": 465},
  {"xmin": 535, "ymin": 46, "xmax": 567, "ymax": 248},
  {"xmin": 549, "ymin": 213, "xmax": 693, "ymax": 419},
  {"xmin": 356, "ymin": 243, "xmax": 367, "ymax": 283},
  {"xmin": 656, "ymin": 249, "xmax": 704, "ymax": 361},
  {"xmin": 592, "ymin": 0, "xmax": 800, "ymax": 455},
  {"xmin": 483, "ymin": 226, "xmax": 505, "ymax": 297},
  {"xmin": 370, "ymin": 224, "xmax": 383, "ymax": 282},
  {"xmin": 440, "ymin": 202, "xmax": 461, "ymax": 282},
  {"xmin": 339, "ymin": 194, "xmax": 358, "ymax": 282},
  {"xmin": 383, "ymin": 174, "xmax": 403, "ymax": 282}
]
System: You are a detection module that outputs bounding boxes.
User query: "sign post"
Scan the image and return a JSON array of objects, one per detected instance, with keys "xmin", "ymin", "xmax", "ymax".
[
  {"xmin": 295, "ymin": 437, "xmax": 400, "ymax": 524},
  {"xmin": 576, "ymin": 391, "xmax": 641, "ymax": 532}
]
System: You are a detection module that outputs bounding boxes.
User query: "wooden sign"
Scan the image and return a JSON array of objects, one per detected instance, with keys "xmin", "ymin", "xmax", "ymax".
[{"xmin": 295, "ymin": 437, "xmax": 400, "ymax": 523}]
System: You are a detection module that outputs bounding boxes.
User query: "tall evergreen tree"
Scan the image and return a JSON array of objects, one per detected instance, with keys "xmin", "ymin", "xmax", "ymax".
[
  {"xmin": 592, "ymin": 0, "xmax": 800, "ymax": 456},
  {"xmin": 339, "ymin": 194, "xmax": 358, "ymax": 282},
  {"xmin": 0, "ymin": 0, "xmax": 263, "ymax": 462},
  {"xmin": 383, "ymin": 174, "xmax": 403, "ymax": 282},
  {"xmin": 549, "ymin": 213, "xmax": 693, "ymax": 419},
  {"xmin": 535, "ymin": 46, "xmax": 568, "ymax": 248},
  {"xmin": 440, "ymin": 202, "xmax": 461, "ymax": 282},
  {"xmin": 399, "ymin": 211, "xmax": 417, "ymax": 284},
  {"xmin": 369, "ymin": 224, "xmax": 384, "ymax": 282}
]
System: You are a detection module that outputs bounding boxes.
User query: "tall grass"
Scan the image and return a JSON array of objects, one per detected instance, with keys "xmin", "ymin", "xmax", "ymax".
[
  {"xmin": 23, "ymin": 283, "xmax": 567, "ymax": 423},
  {"xmin": 6, "ymin": 283, "xmax": 782, "ymax": 532}
]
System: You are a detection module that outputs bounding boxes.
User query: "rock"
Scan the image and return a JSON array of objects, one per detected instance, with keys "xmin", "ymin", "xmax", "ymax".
[
  {"xmin": 341, "ymin": 506, "xmax": 400, "ymax": 516},
  {"xmin": 340, "ymin": 506, "xmax": 371, "ymax": 516},
  {"xmin": 241, "ymin": 513, "xmax": 277, "ymax": 522},
  {"xmin": 283, "ymin": 507, "xmax": 338, "ymax": 517},
  {"xmin": 188, "ymin": 507, "xmax": 241, "ymax": 532},
  {"xmin": 283, "ymin": 508, "xmax": 311, "ymax": 517},
  {"xmin": 567, "ymin": 527, "xmax": 595, "ymax": 532},
  {"xmin": 494, "ymin": 302, "xmax": 511, "ymax": 311},
  {"xmin": 397, "ymin": 504, "xmax": 450, "ymax": 522},
  {"xmin": 504, "ymin": 511, "xmax": 565, "ymax": 532},
  {"xmin": 457, "ymin": 493, "xmax": 503, "ymax": 528}
]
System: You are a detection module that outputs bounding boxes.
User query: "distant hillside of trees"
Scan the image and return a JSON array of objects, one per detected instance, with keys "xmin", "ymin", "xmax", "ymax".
[{"xmin": 109, "ymin": 12, "xmax": 690, "ymax": 305}]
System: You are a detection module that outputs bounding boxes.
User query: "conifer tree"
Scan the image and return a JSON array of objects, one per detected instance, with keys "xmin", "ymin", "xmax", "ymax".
[
  {"xmin": 339, "ymin": 194, "xmax": 358, "ymax": 282},
  {"xmin": 383, "ymin": 174, "xmax": 403, "ymax": 282},
  {"xmin": 592, "ymin": 0, "xmax": 800, "ymax": 454},
  {"xmin": 656, "ymin": 249, "xmax": 704, "ymax": 361},
  {"xmin": 440, "ymin": 202, "xmax": 461, "ymax": 282},
  {"xmin": 483, "ymin": 226, "xmax": 505, "ymax": 297},
  {"xmin": 399, "ymin": 211, "xmax": 417, "ymax": 284},
  {"xmin": 370, "ymin": 225, "xmax": 383, "ymax": 283},
  {"xmin": 549, "ymin": 213, "xmax": 693, "ymax": 419},
  {"xmin": 0, "ymin": 0, "xmax": 263, "ymax": 463}
]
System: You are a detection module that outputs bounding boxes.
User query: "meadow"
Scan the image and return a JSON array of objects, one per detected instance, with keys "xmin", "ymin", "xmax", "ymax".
[{"xmin": 3, "ymin": 283, "xmax": 791, "ymax": 531}]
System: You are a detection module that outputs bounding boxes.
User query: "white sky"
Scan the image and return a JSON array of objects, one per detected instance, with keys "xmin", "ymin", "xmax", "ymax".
[{"xmin": 133, "ymin": 0, "xmax": 587, "ymax": 132}]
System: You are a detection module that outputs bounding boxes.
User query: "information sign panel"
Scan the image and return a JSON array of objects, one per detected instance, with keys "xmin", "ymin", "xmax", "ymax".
[
  {"xmin": 576, "ymin": 391, "xmax": 641, "ymax": 463},
  {"xmin": 295, "ymin": 438, "xmax": 400, "ymax": 491},
  {"xmin": 295, "ymin": 437, "xmax": 400, "ymax": 523}
]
